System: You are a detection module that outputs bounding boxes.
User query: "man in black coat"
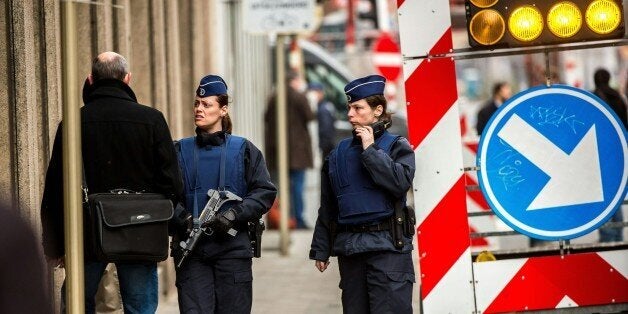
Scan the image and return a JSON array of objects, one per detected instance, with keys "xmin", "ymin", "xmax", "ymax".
[
  {"xmin": 476, "ymin": 82, "xmax": 512, "ymax": 136},
  {"xmin": 593, "ymin": 68, "xmax": 626, "ymax": 242},
  {"xmin": 41, "ymin": 51, "xmax": 183, "ymax": 313}
]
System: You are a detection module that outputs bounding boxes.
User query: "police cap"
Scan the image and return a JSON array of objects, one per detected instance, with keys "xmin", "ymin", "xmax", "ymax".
[
  {"xmin": 344, "ymin": 74, "xmax": 386, "ymax": 103},
  {"xmin": 196, "ymin": 74, "xmax": 228, "ymax": 97}
]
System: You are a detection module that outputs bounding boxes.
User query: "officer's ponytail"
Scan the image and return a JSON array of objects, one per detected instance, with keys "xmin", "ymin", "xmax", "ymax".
[
  {"xmin": 365, "ymin": 94, "xmax": 393, "ymax": 126},
  {"xmin": 217, "ymin": 94, "xmax": 233, "ymax": 134}
]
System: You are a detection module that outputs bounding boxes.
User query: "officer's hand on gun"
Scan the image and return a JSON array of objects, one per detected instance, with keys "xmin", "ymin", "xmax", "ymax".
[
  {"xmin": 202, "ymin": 207, "xmax": 238, "ymax": 235},
  {"xmin": 173, "ymin": 203, "xmax": 194, "ymax": 235},
  {"xmin": 182, "ymin": 213, "xmax": 193, "ymax": 234}
]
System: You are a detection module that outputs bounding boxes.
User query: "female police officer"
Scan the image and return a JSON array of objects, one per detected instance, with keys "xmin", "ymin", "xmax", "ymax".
[
  {"xmin": 310, "ymin": 74, "xmax": 416, "ymax": 313},
  {"xmin": 172, "ymin": 74, "xmax": 276, "ymax": 313}
]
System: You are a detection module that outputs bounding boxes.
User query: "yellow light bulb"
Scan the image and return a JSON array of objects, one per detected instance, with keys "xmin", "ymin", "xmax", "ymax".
[
  {"xmin": 470, "ymin": 9, "xmax": 506, "ymax": 45},
  {"xmin": 469, "ymin": 10, "xmax": 506, "ymax": 46},
  {"xmin": 547, "ymin": 2, "xmax": 582, "ymax": 38},
  {"xmin": 586, "ymin": 0, "xmax": 621, "ymax": 34},
  {"xmin": 508, "ymin": 5, "xmax": 544, "ymax": 42},
  {"xmin": 470, "ymin": 0, "xmax": 499, "ymax": 8}
]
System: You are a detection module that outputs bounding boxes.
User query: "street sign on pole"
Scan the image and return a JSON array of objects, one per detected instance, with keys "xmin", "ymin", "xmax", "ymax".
[
  {"xmin": 478, "ymin": 85, "xmax": 628, "ymax": 240},
  {"xmin": 372, "ymin": 33, "xmax": 402, "ymax": 82},
  {"xmin": 243, "ymin": 0, "xmax": 316, "ymax": 34}
]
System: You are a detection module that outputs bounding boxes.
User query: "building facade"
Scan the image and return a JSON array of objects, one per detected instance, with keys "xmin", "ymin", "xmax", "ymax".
[{"xmin": 1, "ymin": 0, "xmax": 272, "ymax": 229}]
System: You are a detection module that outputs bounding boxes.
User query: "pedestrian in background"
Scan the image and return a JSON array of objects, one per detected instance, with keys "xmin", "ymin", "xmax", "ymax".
[
  {"xmin": 476, "ymin": 82, "xmax": 512, "ymax": 136},
  {"xmin": 265, "ymin": 70, "xmax": 315, "ymax": 229},
  {"xmin": 40, "ymin": 51, "xmax": 183, "ymax": 313},
  {"xmin": 172, "ymin": 74, "xmax": 276, "ymax": 313},
  {"xmin": 310, "ymin": 74, "xmax": 416, "ymax": 313},
  {"xmin": 309, "ymin": 82, "xmax": 337, "ymax": 159},
  {"xmin": 593, "ymin": 68, "xmax": 626, "ymax": 242},
  {"xmin": 0, "ymin": 201, "xmax": 50, "ymax": 314}
]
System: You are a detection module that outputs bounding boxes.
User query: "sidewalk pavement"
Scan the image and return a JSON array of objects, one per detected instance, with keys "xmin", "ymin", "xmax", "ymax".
[
  {"xmin": 157, "ymin": 229, "xmax": 421, "ymax": 313},
  {"xmin": 156, "ymin": 229, "xmax": 342, "ymax": 314}
]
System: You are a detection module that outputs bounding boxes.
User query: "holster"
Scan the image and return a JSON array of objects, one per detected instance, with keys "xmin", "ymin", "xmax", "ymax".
[
  {"xmin": 403, "ymin": 204, "xmax": 416, "ymax": 237},
  {"xmin": 248, "ymin": 219, "xmax": 265, "ymax": 258},
  {"xmin": 391, "ymin": 200, "xmax": 415, "ymax": 249}
]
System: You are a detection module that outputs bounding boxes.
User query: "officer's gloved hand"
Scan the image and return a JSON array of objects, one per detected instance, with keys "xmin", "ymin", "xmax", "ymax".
[
  {"xmin": 172, "ymin": 203, "xmax": 193, "ymax": 235},
  {"xmin": 180, "ymin": 212, "xmax": 193, "ymax": 234},
  {"xmin": 204, "ymin": 207, "xmax": 237, "ymax": 235}
]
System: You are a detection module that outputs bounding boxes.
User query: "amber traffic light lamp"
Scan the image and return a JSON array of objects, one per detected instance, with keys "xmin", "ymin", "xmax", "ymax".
[{"xmin": 466, "ymin": 0, "xmax": 625, "ymax": 48}]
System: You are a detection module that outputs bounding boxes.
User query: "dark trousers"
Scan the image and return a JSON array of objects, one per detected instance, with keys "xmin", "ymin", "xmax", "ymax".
[
  {"xmin": 176, "ymin": 257, "xmax": 253, "ymax": 314},
  {"xmin": 338, "ymin": 251, "xmax": 415, "ymax": 314}
]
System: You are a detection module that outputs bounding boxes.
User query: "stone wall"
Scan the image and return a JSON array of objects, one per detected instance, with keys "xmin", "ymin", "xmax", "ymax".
[{"xmin": 1, "ymin": 0, "xmax": 62, "ymax": 230}]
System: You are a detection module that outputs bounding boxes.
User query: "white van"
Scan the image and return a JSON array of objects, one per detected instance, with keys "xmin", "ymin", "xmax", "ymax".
[{"xmin": 299, "ymin": 39, "xmax": 408, "ymax": 139}]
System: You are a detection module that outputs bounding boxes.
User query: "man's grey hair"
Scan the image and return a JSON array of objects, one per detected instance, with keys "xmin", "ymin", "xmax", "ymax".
[{"xmin": 91, "ymin": 52, "xmax": 129, "ymax": 81}]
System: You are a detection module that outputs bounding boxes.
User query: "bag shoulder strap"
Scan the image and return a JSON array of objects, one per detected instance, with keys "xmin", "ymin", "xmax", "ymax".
[
  {"xmin": 219, "ymin": 135, "xmax": 230, "ymax": 191},
  {"xmin": 81, "ymin": 163, "xmax": 89, "ymax": 203}
]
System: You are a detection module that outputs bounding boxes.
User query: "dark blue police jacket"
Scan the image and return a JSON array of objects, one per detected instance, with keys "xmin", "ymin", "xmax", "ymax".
[
  {"xmin": 329, "ymin": 131, "xmax": 400, "ymax": 224},
  {"xmin": 178, "ymin": 135, "xmax": 246, "ymax": 215},
  {"xmin": 177, "ymin": 134, "xmax": 252, "ymax": 259}
]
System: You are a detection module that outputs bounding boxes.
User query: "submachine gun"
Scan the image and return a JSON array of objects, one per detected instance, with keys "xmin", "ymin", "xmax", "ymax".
[{"xmin": 175, "ymin": 188, "xmax": 242, "ymax": 268}]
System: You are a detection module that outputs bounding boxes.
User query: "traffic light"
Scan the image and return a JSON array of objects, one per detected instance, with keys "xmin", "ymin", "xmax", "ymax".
[{"xmin": 465, "ymin": 0, "xmax": 625, "ymax": 49}]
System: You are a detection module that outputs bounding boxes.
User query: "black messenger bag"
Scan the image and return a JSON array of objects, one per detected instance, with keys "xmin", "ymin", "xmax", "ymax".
[{"xmin": 84, "ymin": 191, "xmax": 173, "ymax": 262}]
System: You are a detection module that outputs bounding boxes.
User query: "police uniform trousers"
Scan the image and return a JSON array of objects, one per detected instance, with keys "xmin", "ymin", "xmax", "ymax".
[
  {"xmin": 338, "ymin": 251, "xmax": 414, "ymax": 314},
  {"xmin": 176, "ymin": 257, "xmax": 253, "ymax": 314}
]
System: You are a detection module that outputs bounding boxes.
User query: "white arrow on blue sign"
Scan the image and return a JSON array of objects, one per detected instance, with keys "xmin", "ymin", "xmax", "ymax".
[{"xmin": 478, "ymin": 84, "xmax": 628, "ymax": 240}]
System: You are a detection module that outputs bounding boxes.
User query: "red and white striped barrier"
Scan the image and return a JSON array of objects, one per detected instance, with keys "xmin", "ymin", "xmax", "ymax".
[
  {"xmin": 397, "ymin": 2, "xmax": 628, "ymax": 313},
  {"xmin": 474, "ymin": 250, "xmax": 628, "ymax": 313},
  {"xmin": 397, "ymin": 0, "xmax": 474, "ymax": 312}
]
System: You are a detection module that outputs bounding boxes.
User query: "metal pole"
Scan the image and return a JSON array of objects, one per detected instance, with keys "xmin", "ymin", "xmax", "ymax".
[
  {"xmin": 346, "ymin": 0, "xmax": 356, "ymax": 53},
  {"xmin": 276, "ymin": 34, "xmax": 291, "ymax": 256},
  {"xmin": 61, "ymin": 1, "xmax": 85, "ymax": 312},
  {"xmin": 227, "ymin": 0, "xmax": 238, "ymax": 102},
  {"xmin": 544, "ymin": 50, "xmax": 551, "ymax": 87}
]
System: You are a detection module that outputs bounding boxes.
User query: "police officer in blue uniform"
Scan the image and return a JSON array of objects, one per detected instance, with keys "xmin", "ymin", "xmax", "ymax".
[
  {"xmin": 310, "ymin": 75, "xmax": 416, "ymax": 314},
  {"xmin": 172, "ymin": 74, "xmax": 277, "ymax": 313}
]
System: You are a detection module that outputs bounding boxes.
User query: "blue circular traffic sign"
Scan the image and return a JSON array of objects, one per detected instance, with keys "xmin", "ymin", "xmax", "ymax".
[{"xmin": 478, "ymin": 84, "xmax": 628, "ymax": 240}]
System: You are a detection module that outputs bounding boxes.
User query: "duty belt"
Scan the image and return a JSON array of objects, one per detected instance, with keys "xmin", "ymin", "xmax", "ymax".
[{"xmin": 337, "ymin": 220, "xmax": 391, "ymax": 233}]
